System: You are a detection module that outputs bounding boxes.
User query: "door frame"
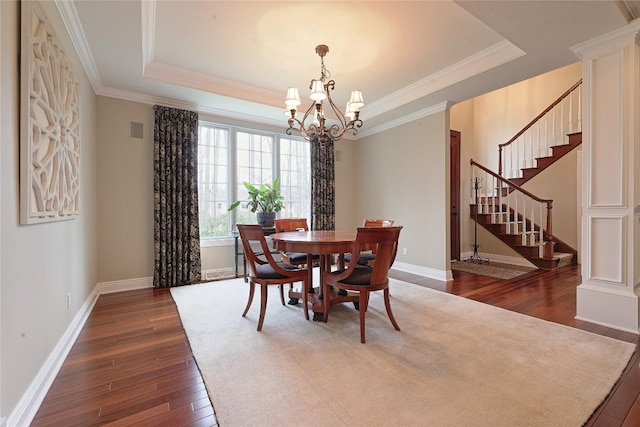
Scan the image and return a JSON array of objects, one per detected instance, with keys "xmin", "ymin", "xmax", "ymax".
[{"xmin": 450, "ymin": 130, "xmax": 461, "ymax": 261}]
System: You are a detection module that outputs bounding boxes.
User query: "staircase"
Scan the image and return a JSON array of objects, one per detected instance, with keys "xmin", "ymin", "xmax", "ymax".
[
  {"xmin": 509, "ymin": 132, "xmax": 582, "ymax": 187},
  {"xmin": 469, "ymin": 80, "xmax": 582, "ymax": 270}
]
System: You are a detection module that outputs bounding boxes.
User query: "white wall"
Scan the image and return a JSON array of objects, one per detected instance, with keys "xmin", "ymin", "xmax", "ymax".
[{"xmin": 1, "ymin": 0, "xmax": 98, "ymax": 419}]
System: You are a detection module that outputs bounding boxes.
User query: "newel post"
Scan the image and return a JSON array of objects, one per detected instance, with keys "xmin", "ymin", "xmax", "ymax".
[{"xmin": 542, "ymin": 201, "xmax": 555, "ymax": 259}]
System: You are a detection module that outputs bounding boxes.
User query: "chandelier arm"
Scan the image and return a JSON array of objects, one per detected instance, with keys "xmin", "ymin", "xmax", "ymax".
[
  {"xmin": 327, "ymin": 124, "xmax": 346, "ymax": 140},
  {"xmin": 324, "ymin": 81, "xmax": 349, "ymax": 129}
]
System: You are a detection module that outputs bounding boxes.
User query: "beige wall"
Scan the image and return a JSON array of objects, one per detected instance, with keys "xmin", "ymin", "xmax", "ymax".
[
  {"xmin": 354, "ymin": 111, "xmax": 450, "ymax": 272},
  {"xmin": 334, "ymin": 140, "xmax": 357, "ymax": 230},
  {"xmin": 525, "ymin": 149, "xmax": 579, "ymax": 248},
  {"xmin": 1, "ymin": 0, "xmax": 98, "ymax": 417},
  {"xmin": 97, "ymin": 97, "xmax": 154, "ymax": 282}
]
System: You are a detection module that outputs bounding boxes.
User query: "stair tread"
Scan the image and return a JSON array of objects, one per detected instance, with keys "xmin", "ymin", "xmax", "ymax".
[{"xmin": 530, "ymin": 252, "xmax": 573, "ymax": 260}]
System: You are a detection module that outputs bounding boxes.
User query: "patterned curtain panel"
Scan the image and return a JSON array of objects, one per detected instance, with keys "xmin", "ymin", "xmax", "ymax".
[
  {"xmin": 310, "ymin": 136, "xmax": 335, "ymax": 231},
  {"xmin": 153, "ymin": 105, "xmax": 201, "ymax": 288}
]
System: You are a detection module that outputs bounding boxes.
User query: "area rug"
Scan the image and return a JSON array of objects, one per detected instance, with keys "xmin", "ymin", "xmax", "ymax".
[
  {"xmin": 451, "ymin": 260, "xmax": 532, "ymax": 279},
  {"xmin": 171, "ymin": 278, "xmax": 635, "ymax": 427}
]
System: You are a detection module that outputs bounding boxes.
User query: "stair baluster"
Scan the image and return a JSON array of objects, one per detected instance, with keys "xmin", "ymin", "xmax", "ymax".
[{"xmin": 498, "ymin": 80, "xmax": 582, "ymax": 180}]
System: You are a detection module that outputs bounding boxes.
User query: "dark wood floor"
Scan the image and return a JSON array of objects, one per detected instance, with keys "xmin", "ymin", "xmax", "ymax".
[{"xmin": 31, "ymin": 264, "xmax": 639, "ymax": 426}]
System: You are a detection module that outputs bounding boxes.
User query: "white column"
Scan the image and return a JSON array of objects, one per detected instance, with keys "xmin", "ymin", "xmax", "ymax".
[{"xmin": 571, "ymin": 22, "xmax": 640, "ymax": 333}]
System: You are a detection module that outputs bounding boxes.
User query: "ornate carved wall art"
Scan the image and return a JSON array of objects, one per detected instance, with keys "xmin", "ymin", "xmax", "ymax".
[{"xmin": 20, "ymin": 1, "xmax": 81, "ymax": 224}]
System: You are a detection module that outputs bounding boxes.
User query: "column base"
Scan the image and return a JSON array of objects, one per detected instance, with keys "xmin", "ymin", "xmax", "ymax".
[{"xmin": 576, "ymin": 283, "xmax": 640, "ymax": 334}]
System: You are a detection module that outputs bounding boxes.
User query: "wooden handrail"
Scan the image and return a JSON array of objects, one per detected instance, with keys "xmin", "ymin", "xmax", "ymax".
[
  {"xmin": 471, "ymin": 159, "xmax": 554, "ymax": 241},
  {"xmin": 498, "ymin": 79, "xmax": 582, "ymax": 176},
  {"xmin": 471, "ymin": 159, "xmax": 552, "ymax": 204}
]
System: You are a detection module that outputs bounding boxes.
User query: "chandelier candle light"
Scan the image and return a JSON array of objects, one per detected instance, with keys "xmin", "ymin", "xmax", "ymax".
[{"xmin": 285, "ymin": 44, "xmax": 364, "ymax": 143}]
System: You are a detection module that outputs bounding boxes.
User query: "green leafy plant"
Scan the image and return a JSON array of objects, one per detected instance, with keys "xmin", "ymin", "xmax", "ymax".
[{"xmin": 228, "ymin": 176, "xmax": 284, "ymax": 213}]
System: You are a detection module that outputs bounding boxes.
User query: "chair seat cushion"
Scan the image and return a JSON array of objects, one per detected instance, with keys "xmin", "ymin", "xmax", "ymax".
[
  {"xmin": 333, "ymin": 266, "xmax": 373, "ymax": 286},
  {"xmin": 284, "ymin": 252, "xmax": 320, "ymax": 263},
  {"xmin": 344, "ymin": 252, "xmax": 376, "ymax": 266},
  {"xmin": 256, "ymin": 262, "xmax": 300, "ymax": 279}
]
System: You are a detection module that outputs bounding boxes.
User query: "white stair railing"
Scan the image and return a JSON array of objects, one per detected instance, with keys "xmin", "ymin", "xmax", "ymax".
[
  {"xmin": 471, "ymin": 160, "xmax": 554, "ymax": 258},
  {"xmin": 499, "ymin": 80, "xmax": 582, "ymax": 179}
]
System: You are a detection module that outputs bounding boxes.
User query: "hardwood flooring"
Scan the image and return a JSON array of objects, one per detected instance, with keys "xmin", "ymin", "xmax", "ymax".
[{"xmin": 31, "ymin": 264, "xmax": 639, "ymax": 426}]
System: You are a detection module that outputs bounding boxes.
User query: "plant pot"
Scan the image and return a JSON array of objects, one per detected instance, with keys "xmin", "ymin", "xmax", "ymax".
[{"xmin": 257, "ymin": 211, "xmax": 276, "ymax": 228}]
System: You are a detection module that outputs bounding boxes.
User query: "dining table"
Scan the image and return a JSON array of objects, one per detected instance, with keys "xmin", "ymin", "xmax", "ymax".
[{"xmin": 270, "ymin": 230, "xmax": 358, "ymax": 321}]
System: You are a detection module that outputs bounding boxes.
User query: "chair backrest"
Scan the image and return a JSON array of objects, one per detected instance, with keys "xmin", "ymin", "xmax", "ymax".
[
  {"xmin": 363, "ymin": 219, "xmax": 394, "ymax": 227},
  {"xmin": 362, "ymin": 219, "xmax": 394, "ymax": 254},
  {"xmin": 352, "ymin": 226, "xmax": 402, "ymax": 284},
  {"xmin": 273, "ymin": 218, "xmax": 310, "ymax": 232},
  {"xmin": 237, "ymin": 224, "xmax": 280, "ymax": 278}
]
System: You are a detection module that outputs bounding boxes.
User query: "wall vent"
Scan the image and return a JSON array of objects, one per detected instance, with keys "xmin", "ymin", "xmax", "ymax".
[
  {"xmin": 203, "ymin": 268, "xmax": 235, "ymax": 281},
  {"xmin": 129, "ymin": 121, "xmax": 144, "ymax": 139}
]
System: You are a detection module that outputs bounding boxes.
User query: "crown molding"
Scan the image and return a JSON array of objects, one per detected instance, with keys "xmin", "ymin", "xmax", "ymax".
[
  {"xmin": 354, "ymin": 101, "xmax": 453, "ymax": 139},
  {"xmin": 617, "ymin": 0, "xmax": 640, "ymax": 21},
  {"xmin": 364, "ymin": 40, "xmax": 525, "ymax": 120},
  {"xmin": 96, "ymin": 86, "xmax": 284, "ymax": 129},
  {"xmin": 141, "ymin": 0, "xmax": 156, "ymax": 70},
  {"xmin": 55, "ymin": 0, "xmax": 103, "ymax": 92},
  {"xmin": 571, "ymin": 19, "xmax": 640, "ymax": 57},
  {"xmin": 143, "ymin": 61, "xmax": 283, "ymax": 108}
]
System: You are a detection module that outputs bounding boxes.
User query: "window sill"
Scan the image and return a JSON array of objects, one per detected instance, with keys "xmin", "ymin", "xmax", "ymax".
[{"xmin": 200, "ymin": 237, "xmax": 234, "ymax": 248}]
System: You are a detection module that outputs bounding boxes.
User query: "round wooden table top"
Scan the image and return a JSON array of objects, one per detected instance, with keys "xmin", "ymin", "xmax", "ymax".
[{"xmin": 270, "ymin": 230, "xmax": 356, "ymax": 254}]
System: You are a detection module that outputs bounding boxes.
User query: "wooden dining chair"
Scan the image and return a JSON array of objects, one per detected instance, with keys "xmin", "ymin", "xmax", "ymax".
[
  {"xmin": 344, "ymin": 219, "xmax": 394, "ymax": 266},
  {"xmin": 273, "ymin": 218, "xmax": 320, "ymax": 268},
  {"xmin": 321, "ymin": 226, "xmax": 403, "ymax": 343},
  {"xmin": 237, "ymin": 224, "xmax": 309, "ymax": 330}
]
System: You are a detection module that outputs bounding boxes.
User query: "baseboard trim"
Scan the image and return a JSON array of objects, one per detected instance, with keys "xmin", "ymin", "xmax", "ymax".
[
  {"xmin": 392, "ymin": 261, "xmax": 451, "ymax": 282},
  {"xmin": 576, "ymin": 283, "xmax": 640, "ymax": 334},
  {"xmin": 5, "ymin": 286, "xmax": 101, "ymax": 427},
  {"xmin": 97, "ymin": 276, "xmax": 153, "ymax": 294},
  {"xmin": 7, "ymin": 276, "xmax": 153, "ymax": 426}
]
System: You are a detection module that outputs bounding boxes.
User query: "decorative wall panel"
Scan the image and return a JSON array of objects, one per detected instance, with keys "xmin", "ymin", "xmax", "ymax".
[
  {"xmin": 589, "ymin": 216, "xmax": 625, "ymax": 284},
  {"xmin": 590, "ymin": 52, "xmax": 624, "ymax": 208},
  {"xmin": 20, "ymin": 1, "xmax": 80, "ymax": 224}
]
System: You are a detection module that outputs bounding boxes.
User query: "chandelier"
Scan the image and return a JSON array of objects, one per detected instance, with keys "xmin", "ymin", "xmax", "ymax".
[{"xmin": 285, "ymin": 44, "xmax": 364, "ymax": 143}]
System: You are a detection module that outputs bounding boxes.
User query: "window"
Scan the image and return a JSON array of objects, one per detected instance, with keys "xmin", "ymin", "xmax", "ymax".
[
  {"xmin": 198, "ymin": 124, "xmax": 230, "ymax": 239},
  {"xmin": 197, "ymin": 121, "xmax": 311, "ymax": 240},
  {"xmin": 280, "ymin": 137, "xmax": 311, "ymax": 219}
]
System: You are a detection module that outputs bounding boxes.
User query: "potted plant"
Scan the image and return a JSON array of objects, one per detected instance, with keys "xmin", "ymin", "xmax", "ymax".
[{"xmin": 228, "ymin": 176, "xmax": 284, "ymax": 228}]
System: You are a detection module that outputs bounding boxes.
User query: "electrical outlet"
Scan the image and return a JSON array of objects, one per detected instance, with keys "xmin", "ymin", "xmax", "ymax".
[
  {"xmin": 67, "ymin": 293, "xmax": 71, "ymax": 310},
  {"xmin": 402, "ymin": 248, "xmax": 408, "ymax": 256}
]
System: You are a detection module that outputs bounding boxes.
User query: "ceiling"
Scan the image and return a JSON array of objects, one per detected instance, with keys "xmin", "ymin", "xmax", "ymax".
[{"xmin": 62, "ymin": 0, "xmax": 640, "ymax": 138}]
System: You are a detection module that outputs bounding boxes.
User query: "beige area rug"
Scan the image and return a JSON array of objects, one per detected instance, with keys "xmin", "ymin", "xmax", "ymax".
[
  {"xmin": 171, "ymin": 278, "xmax": 635, "ymax": 427},
  {"xmin": 451, "ymin": 260, "xmax": 533, "ymax": 279}
]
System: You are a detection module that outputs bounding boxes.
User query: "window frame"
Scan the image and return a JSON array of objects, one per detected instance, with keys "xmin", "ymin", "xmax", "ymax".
[{"xmin": 197, "ymin": 120, "xmax": 309, "ymax": 246}]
